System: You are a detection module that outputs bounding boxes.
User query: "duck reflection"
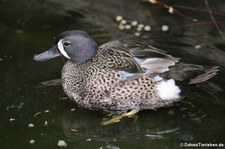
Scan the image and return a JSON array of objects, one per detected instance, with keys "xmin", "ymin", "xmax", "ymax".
[{"xmin": 52, "ymin": 106, "xmax": 199, "ymax": 141}]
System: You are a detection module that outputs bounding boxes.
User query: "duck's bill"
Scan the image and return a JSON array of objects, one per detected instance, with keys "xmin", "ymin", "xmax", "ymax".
[{"xmin": 33, "ymin": 45, "xmax": 61, "ymax": 62}]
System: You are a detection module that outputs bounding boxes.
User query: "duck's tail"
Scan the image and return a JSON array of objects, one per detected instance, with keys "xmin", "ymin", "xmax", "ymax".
[
  {"xmin": 154, "ymin": 64, "xmax": 219, "ymax": 102},
  {"xmin": 166, "ymin": 63, "xmax": 219, "ymax": 84},
  {"xmin": 164, "ymin": 63, "xmax": 219, "ymax": 95},
  {"xmin": 188, "ymin": 66, "xmax": 219, "ymax": 84}
]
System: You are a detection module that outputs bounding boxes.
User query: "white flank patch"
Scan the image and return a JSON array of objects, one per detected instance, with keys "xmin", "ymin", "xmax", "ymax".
[
  {"xmin": 156, "ymin": 79, "xmax": 181, "ymax": 100},
  {"xmin": 57, "ymin": 40, "xmax": 71, "ymax": 59}
]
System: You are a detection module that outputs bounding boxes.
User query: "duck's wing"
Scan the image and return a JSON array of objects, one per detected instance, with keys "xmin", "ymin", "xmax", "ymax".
[
  {"xmin": 98, "ymin": 40, "xmax": 179, "ymax": 77},
  {"xmin": 98, "ymin": 40, "xmax": 142, "ymax": 73}
]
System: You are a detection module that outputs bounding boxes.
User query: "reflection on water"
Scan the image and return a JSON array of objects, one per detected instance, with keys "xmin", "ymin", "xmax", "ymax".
[
  {"xmin": 0, "ymin": 0, "xmax": 225, "ymax": 148},
  {"xmin": 59, "ymin": 108, "xmax": 185, "ymax": 141}
]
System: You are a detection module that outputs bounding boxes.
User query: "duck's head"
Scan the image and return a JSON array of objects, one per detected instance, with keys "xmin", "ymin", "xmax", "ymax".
[{"xmin": 33, "ymin": 30, "xmax": 98, "ymax": 64}]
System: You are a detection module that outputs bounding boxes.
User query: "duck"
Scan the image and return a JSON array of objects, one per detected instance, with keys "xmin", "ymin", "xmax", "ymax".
[{"xmin": 33, "ymin": 30, "xmax": 219, "ymax": 115}]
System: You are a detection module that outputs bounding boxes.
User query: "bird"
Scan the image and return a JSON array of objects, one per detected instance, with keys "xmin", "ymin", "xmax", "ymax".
[{"xmin": 33, "ymin": 30, "xmax": 219, "ymax": 116}]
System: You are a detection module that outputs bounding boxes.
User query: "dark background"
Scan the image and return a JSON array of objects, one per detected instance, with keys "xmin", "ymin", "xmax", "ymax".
[{"xmin": 0, "ymin": 0, "xmax": 225, "ymax": 148}]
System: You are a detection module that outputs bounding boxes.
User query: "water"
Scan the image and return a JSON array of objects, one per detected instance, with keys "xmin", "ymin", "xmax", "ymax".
[{"xmin": 0, "ymin": 0, "xmax": 225, "ymax": 148}]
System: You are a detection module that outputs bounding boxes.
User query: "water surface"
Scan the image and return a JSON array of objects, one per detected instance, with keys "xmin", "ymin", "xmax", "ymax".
[{"xmin": 0, "ymin": 0, "xmax": 225, "ymax": 148}]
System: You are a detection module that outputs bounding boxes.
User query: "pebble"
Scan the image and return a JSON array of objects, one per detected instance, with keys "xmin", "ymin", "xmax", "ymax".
[
  {"xmin": 131, "ymin": 21, "xmax": 138, "ymax": 26},
  {"xmin": 29, "ymin": 139, "xmax": 35, "ymax": 144},
  {"xmin": 125, "ymin": 24, "xmax": 131, "ymax": 29},
  {"xmin": 134, "ymin": 32, "xmax": 141, "ymax": 37},
  {"xmin": 44, "ymin": 120, "xmax": 48, "ymax": 127},
  {"xmin": 137, "ymin": 27, "xmax": 143, "ymax": 31},
  {"xmin": 116, "ymin": 16, "xmax": 123, "ymax": 22},
  {"xmin": 149, "ymin": 0, "xmax": 158, "ymax": 4},
  {"xmin": 120, "ymin": 20, "xmax": 127, "ymax": 25},
  {"xmin": 161, "ymin": 25, "xmax": 169, "ymax": 31},
  {"xmin": 168, "ymin": 6, "xmax": 174, "ymax": 14},
  {"xmin": 57, "ymin": 140, "xmax": 67, "ymax": 147},
  {"xmin": 118, "ymin": 24, "xmax": 125, "ymax": 30},
  {"xmin": 137, "ymin": 24, "xmax": 144, "ymax": 31},
  {"xmin": 70, "ymin": 108, "xmax": 76, "ymax": 112},
  {"xmin": 195, "ymin": 44, "xmax": 201, "ymax": 49},
  {"xmin": 193, "ymin": 19, "xmax": 198, "ymax": 22},
  {"xmin": 137, "ymin": 24, "xmax": 144, "ymax": 28},
  {"xmin": 70, "ymin": 128, "xmax": 78, "ymax": 132},
  {"xmin": 28, "ymin": 123, "xmax": 34, "ymax": 128},
  {"xmin": 44, "ymin": 110, "xmax": 50, "ymax": 113},
  {"xmin": 9, "ymin": 118, "xmax": 15, "ymax": 122},
  {"xmin": 144, "ymin": 25, "xmax": 151, "ymax": 31}
]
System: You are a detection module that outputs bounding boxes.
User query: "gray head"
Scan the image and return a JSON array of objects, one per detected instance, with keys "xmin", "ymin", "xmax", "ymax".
[{"xmin": 33, "ymin": 30, "xmax": 98, "ymax": 64}]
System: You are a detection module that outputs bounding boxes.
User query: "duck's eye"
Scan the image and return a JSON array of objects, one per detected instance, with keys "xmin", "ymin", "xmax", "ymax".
[{"xmin": 63, "ymin": 41, "xmax": 70, "ymax": 47}]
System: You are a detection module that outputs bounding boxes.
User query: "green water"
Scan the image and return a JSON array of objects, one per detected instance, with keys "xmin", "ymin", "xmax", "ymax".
[{"xmin": 0, "ymin": 0, "xmax": 225, "ymax": 148}]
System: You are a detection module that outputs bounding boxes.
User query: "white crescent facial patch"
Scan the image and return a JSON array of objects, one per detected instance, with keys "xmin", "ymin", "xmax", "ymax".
[{"xmin": 57, "ymin": 40, "xmax": 71, "ymax": 59}]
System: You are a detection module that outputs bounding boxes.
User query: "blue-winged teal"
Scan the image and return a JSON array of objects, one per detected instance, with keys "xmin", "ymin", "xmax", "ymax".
[{"xmin": 34, "ymin": 30, "xmax": 219, "ymax": 112}]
